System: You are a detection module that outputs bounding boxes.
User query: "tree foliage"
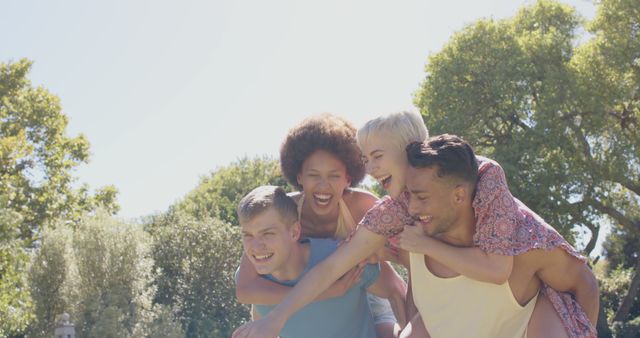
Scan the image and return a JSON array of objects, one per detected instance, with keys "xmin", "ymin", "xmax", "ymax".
[
  {"xmin": 0, "ymin": 59, "xmax": 120, "ymax": 241},
  {"xmin": 29, "ymin": 212, "xmax": 182, "ymax": 338},
  {"xmin": 1, "ymin": 58, "xmax": 120, "ymax": 336},
  {"xmin": 148, "ymin": 211, "xmax": 248, "ymax": 337},
  {"xmin": 172, "ymin": 156, "xmax": 289, "ymax": 225},
  {"xmin": 414, "ymin": 0, "xmax": 639, "ymax": 328}
]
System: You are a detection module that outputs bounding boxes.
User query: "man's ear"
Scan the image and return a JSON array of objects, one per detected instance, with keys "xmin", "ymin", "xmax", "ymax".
[
  {"xmin": 452, "ymin": 184, "xmax": 469, "ymax": 205},
  {"xmin": 291, "ymin": 221, "xmax": 302, "ymax": 241}
]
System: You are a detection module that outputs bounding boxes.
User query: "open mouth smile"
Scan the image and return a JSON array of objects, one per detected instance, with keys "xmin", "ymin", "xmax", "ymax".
[
  {"xmin": 375, "ymin": 175, "xmax": 392, "ymax": 189},
  {"xmin": 252, "ymin": 253, "xmax": 274, "ymax": 262},
  {"xmin": 313, "ymin": 193, "xmax": 332, "ymax": 206},
  {"xmin": 416, "ymin": 215, "xmax": 433, "ymax": 225}
]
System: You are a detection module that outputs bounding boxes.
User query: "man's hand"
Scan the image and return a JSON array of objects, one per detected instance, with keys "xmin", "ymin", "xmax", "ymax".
[
  {"xmin": 397, "ymin": 224, "xmax": 431, "ymax": 254},
  {"xmin": 232, "ymin": 315, "xmax": 283, "ymax": 338}
]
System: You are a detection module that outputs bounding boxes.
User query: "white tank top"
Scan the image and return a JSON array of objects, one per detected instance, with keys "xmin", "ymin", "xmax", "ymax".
[{"xmin": 409, "ymin": 252, "xmax": 537, "ymax": 338}]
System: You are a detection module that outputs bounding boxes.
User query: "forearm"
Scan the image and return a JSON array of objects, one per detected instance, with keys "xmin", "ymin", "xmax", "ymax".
[
  {"xmin": 368, "ymin": 261, "xmax": 408, "ymax": 326},
  {"xmin": 267, "ymin": 228, "xmax": 386, "ymax": 324},
  {"xmin": 419, "ymin": 237, "xmax": 512, "ymax": 284},
  {"xmin": 237, "ymin": 276, "xmax": 293, "ymax": 305},
  {"xmin": 236, "ymin": 254, "xmax": 292, "ymax": 305},
  {"xmin": 368, "ymin": 261, "xmax": 407, "ymax": 298}
]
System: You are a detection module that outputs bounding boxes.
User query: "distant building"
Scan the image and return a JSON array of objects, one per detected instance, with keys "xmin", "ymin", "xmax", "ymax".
[{"xmin": 53, "ymin": 313, "xmax": 75, "ymax": 338}]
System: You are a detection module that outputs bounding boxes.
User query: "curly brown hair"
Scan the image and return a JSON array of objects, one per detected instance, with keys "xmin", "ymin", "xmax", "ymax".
[{"xmin": 280, "ymin": 113, "xmax": 366, "ymax": 190}]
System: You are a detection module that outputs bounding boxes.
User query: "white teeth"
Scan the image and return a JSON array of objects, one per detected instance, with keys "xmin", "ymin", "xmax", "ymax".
[
  {"xmin": 419, "ymin": 215, "xmax": 432, "ymax": 223},
  {"xmin": 313, "ymin": 193, "xmax": 332, "ymax": 205},
  {"xmin": 253, "ymin": 253, "xmax": 273, "ymax": 260},
  {"xmin": 376, "ymin": 174, "xmax": 390, "ymax": 182},
  {"xmin": 376, "ymin": 175, "xmax": 391, "ymax": 186}
]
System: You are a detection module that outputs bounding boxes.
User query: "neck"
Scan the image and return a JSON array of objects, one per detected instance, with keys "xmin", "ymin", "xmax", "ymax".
[
  {"xmin": 301, "ymin": 196, "xmax": 340, "ymax": 227},
  {"xmin": 436, "ymin": 207, "xmax": 477, "ymax": 247},
  {"xmin": 271, "ymin": 241, "xmax": 309, "ymax": 281}
]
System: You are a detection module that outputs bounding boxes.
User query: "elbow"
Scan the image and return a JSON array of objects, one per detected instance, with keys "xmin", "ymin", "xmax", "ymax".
[
  {"xmin": 489, "ymin": 273, "xmax": 510, "ymax": 285},
  {"xmin": 578, "ymin": 268, "xmax": 600, "ymax": 300},
  {"xmin": 488, "ymin": 263, "xmax": 513, "ymax": 285}
]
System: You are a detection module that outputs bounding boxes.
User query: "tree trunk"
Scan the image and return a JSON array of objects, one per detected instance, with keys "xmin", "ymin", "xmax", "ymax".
[{"xmin": 612, "ymin": 257, "xmax": 640, "ymax": 322}]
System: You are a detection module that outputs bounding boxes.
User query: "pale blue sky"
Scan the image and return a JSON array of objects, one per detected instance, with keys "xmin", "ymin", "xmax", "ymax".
[{"xmin": 2, "ymin": 0, "xmax": 599, "ymax": 248}]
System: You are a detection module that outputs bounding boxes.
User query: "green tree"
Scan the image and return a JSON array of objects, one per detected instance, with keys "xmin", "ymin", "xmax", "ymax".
[
  {"xmin": 27, "ymin": 224, "xmax": 74, "ymax": 338},
  {"xmin": 0, "ymin": 59, "xmax": 120, "ymax": 241},
  {"xmin": 29, "ymin": 212, "xmax": 177, "ymax": 338},
  {"xmin": 0, "ymin": 200, "xmax": 31, "ymax": 337},
  {"xmin": 172, "ymin": 156, "xmax": 288, "ymax": 225},
  {"xmin": 148, "ymin": 211, "xmax": 248, "ymax": 337},
  {"xmin": 1, "ymin": 59, "xmax": 120, "ymax": 335},
  {"xmin": 414, "ymin": 0, "xmax": 638, "ymax": 329}
]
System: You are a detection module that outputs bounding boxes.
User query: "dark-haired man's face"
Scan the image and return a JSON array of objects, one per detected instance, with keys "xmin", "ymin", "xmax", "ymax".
[{"xmin": 406, "ymin": 165, "xmax": 460, "ymax": 237}]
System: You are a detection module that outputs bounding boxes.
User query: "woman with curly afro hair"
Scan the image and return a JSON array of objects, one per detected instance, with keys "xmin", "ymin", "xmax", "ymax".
[{"xmin": 235, "ymin": 113, "xmax": 407, "ymax": 338}]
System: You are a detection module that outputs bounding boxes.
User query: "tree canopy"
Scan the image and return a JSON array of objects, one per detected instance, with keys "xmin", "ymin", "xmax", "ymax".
[
  {"xmin": 415, "ymin": 0, "xmax": 638, "ymax": 326},
  {"xmin": 171, "ymin": 156, "xmax": 289, "ymax": 225},
  {"xmin": 0, "ymin": 59, "xmax": 120, "ymax": 336}
]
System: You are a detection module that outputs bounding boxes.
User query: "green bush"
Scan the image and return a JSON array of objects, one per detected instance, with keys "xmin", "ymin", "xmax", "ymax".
[
  {"xmin": 28, "ymin": 212, "xmax": 182, "ymax": 338},
  {"xmin": 149, "ymin": 211, "xmax": 249, "ymax": 337}
]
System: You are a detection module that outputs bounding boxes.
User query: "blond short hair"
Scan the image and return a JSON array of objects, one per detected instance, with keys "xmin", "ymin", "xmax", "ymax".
[
  {"xmin": 357, "ymin": 111, "xmax": 429, "ymax": 150},
  {"xmin": 237, "ymin": 186, "xmax": 298, "ymax": 225}
]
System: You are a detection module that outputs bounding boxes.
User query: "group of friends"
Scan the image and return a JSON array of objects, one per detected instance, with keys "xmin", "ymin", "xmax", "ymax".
[{"xmin": 230, "ymin": 111, "xmax": 600, "ymax": 338}]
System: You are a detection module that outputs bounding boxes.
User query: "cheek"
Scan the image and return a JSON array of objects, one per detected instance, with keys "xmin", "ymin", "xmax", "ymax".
[{"xmin": 300, "ymin": 177, "xmax": 316, "ymax": 189}]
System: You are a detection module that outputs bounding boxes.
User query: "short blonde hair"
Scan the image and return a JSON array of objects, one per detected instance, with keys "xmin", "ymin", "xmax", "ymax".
[
  {"xmin": 237, "ymin": 186, "xmax": 298, "ymax": 226},
  {"xmin": 357, "ymin": 111, "xmax": 429, "ymax": 151}
]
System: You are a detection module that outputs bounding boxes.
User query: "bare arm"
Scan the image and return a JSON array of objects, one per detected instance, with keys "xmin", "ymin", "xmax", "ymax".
[
  {"xmin": 367, "ymin": 261, "xmax": 408, "ymax": 327},
  {"xmin": 405, "ymin": 275, "xmax": 419, "ymax": 324},
  {"xmin": 236, "ymin": 254, "xmax": 293, "ymax": 305},
  {"xmin": 232, "ymin": 227, "xmax": 387, "ymax": 338},
  {"xmin": 535, "ymin": 247, "xmax": 599, "ymax": 325},
  {"xmin": 236, "ymin": 253, "xmax": 366, "ymax": 305},
  {"xmin": 398, "ymin": 224, "xmax": 513, "ymax": 284}
]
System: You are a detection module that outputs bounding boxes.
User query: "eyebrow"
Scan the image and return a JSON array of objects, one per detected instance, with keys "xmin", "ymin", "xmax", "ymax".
[
  {"xmin": 368, "ymin": 149, "xmax": 384, "ymax": 156},
  {"xmin": 307, "ymin": 169, "xmax": 343, "ymax": 174},
  {"xmin": 243, "ymin": 226, "xmax": 278, "ymax": 235}
]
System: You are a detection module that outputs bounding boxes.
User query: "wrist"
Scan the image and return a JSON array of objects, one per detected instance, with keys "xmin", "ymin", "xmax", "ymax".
[{"xmin": 267, "ymin": 307, "xmax": 289, "ymax": 327}]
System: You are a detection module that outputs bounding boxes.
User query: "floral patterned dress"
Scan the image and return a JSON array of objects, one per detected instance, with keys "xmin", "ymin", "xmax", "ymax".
[{"xmin": 357, "ymin": 156, "xmax": 597, "ymax": 338}]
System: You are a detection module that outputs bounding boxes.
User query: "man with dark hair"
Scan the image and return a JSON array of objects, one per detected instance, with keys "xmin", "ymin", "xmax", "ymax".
[{"xmin": 399, "ymin": 134, "xmax": 599, "ymax": 337}]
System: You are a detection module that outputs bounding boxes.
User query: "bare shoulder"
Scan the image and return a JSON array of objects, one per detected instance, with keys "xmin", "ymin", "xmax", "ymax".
[{"xmin": 343, "ymin": 188, "xmax": 379, "ymax": 221}]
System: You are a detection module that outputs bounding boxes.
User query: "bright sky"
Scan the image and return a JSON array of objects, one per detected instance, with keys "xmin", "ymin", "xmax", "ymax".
[{"xmin": 2, "ymin": 0, "xmax": 600, "ymax": 249}]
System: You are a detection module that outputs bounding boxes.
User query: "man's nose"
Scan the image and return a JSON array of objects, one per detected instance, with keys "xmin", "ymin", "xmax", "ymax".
[{"xmin": 249, "ymin": 237, "xmax": 265, "ymax": 249}]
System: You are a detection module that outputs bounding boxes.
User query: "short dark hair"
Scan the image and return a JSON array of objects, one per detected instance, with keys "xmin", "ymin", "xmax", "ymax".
[
  {"xmin": 406, "ymin": 134, "xmax": 479, "ymax": 186},
  {"xmin": 237, "ymin": 186, "xmax": 298, "ymax": 225},
  {"xmin": 280, "ymin": 114, "xmax": 365, "ymax": 190}
]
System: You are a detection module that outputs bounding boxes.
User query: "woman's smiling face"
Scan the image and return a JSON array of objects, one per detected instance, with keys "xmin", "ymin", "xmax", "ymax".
[
  {"xmin": 360, "ymin": 133, "xmax": 408, "ymax": 199},
  {"xmin": 297, "ymin": 150, "xmax": 351, "ymax": 216}
]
